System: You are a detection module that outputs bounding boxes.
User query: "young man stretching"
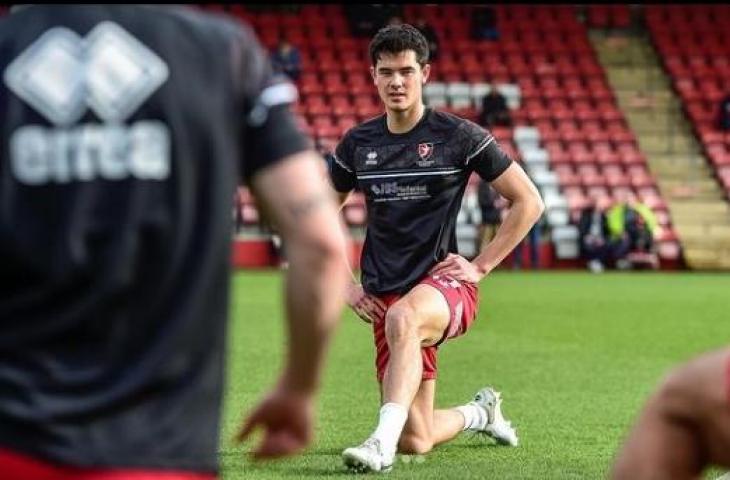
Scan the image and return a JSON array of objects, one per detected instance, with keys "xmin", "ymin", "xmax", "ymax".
[{"xmin": 328, "ymin": 24, "xmax": 544, "ymax": 473}]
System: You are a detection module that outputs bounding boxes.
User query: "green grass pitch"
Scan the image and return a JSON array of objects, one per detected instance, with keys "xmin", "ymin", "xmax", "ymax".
[{"xmin": 220, "ymin": 271, "xmax": 728, "ymax": 479}]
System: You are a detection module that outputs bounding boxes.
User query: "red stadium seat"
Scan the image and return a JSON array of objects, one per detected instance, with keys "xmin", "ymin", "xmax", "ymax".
[
  {"xmin": 587, "ymin": 5, "xmax": 610, "ymax": 28},
  {"xmin": 560, "ymin": 124, "xmax": 588, "ymax": 144},
  {"xmin": 305, "ymin": 103, "xmax": 330, "ymax": 120},
  {"xmin": 330, "ymin": 95, "xmax": 352, "ymax": 117},
  {"xmin": 568, "ymin": 142, "xmax": 594, "ymax": 165},
  {"xmin": 556, "ymin": 165, "xmax": 582, "ymax": 187},
  {"xmin": 311, "ymin": 115, "xmax": 334, "ymax": 129}
]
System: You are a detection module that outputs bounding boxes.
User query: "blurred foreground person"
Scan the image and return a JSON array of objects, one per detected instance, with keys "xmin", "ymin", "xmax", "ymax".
[
  {"xmin": 612, "ymin": 347, "xmax": 730, "ymax": 480},
  {"xmin": 0, "ymin": 5, "xmax": 349, "ymax": 479}
]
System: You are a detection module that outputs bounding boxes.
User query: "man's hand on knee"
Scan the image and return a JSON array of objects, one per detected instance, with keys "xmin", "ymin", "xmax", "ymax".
[{"xmin": 347, "ymin": 283, "xmax": 387, "ymax": 324}]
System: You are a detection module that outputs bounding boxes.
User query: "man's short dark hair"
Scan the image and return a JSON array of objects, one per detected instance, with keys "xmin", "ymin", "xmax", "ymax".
[{"xmin": 369, "ymin": 24, "xmax": 429, "ymax": 67}]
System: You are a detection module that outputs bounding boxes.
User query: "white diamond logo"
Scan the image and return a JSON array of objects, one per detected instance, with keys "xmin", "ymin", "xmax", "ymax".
[
  {"xmin": 85, "ymin": 22, "xmax": 168, "ymax": 122},
  {"xmin": 4, "ymin": 22, "xmax": 169, "ymax": 126},
  {"xmin": 4, "ymin": 28, "xmax": 86, "ymax": 125}
]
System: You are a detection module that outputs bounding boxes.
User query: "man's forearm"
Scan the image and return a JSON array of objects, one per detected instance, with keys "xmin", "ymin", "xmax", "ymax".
[
  {"xmin": 282, "ymin": 239, "xmax": 348, "ymax": 394},
  {"xmin": 472, "ymin": 196, "xmax": 544, "ymax": 275},
  {"xmin": 335, "ymin": 190, "xmax": 358, "ymax": 282},
  {"xmin": 251, "ymin": 151, "xmax": 349, "ymax": 395}
]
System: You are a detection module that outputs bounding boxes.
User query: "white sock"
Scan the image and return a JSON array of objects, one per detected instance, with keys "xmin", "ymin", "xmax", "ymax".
[
  {"xmin": 370, "ymin": 402, "xmax": 408, "ymax": 457},
  {"xmin": 456, "ymin": 403, "xmax": 487, "ymax": 431}
]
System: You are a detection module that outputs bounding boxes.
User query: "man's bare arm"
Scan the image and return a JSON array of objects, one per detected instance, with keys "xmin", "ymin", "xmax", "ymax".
[
  {"xmin": 251, "ymin": 150, "xmax": 350, "ymax": 394},
  {"xmin": 430, "ymin": 162, "xmax": 544, "ymax": 283},
  {"xmin": 472, "ymin": 162, "xmax": 545, "ymax": 275}
]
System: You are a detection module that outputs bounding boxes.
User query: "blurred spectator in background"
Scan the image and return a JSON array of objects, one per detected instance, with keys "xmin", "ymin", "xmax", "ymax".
[
  {"xmin": 415, "ymin": 17, "xmax": 440, "ymax": 61},
  {"xmin": 472, "ymin": 5, "xmax": 499, "ymax": 40},
  {"xmin": 479, "ymin": 86, "xmax": 512, "ymax": 128},
  {"xmin": 271, "ymin": 36, "xmax": 302, "ymax": 81},
  {"xmin": 624, "ymin": 202, "xmax": 657, "ymax": 253},
  {"xmin": 577, "ymin": 197, "xmax": 612, "ymax": 273},
  {"xmin": 607, "ymin": 194, "xmax": 659, "ymax": 270},
  {"xmin": 719, "ymin": 92, "xmax": 730, "ymax": 131},
  {"xmin": 476, "ymin": 180, "xmax": 503, "ymax": 253}
]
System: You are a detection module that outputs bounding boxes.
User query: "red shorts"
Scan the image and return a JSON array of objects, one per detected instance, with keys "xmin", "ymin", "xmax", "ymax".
[
  {"xmin": 372, "ymin": 274, "xmax": 479, "ymax": 382},
  {"xmin": 0, "ymin": 448, "xmax": 216, "ymax": 480}
]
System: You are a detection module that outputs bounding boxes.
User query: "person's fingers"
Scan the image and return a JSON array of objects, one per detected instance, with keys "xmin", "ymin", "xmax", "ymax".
[
  {"xmin": 452, "ymin": 273, "xmax": 468, "ymax": 283},
  {"xmin": 368, "ymin": 301, "xmax": 386, "ymax": 318},
  {"xmin": 430, "ymin": 263, "xmax": 451, "ymax": 275},
  {"xmin": 353, "ymin": 305, "xmax": 373, "ymax": 324},
  {"xmin": 363, "ymin": 303, "xmax": 378, "ymax": 322},
  {"xmin": 434, "ymin": 256, "xmax": 458, "ymax": 270},
  {"xmin": 362, "ymin": 296, "xmax": 380, "ymax": 311},
  {"xmin": 436, "ymin": 264, "xmax": 460, "ymax": 276},
  {"xmin": 350, "ymin": 294, "xmax": 368, "ymax": 311},
  {"xmin": 236, "ymin": 410, "xmax": 260, "ymax": 443},
  {"xmin": 355, "ymin": 300, "xmax": 368, "ymax": 315}
]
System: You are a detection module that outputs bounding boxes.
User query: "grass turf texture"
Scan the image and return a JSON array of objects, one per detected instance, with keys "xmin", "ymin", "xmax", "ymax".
[{"xmin": 220, "ymin": 271, "xmax": 728, "ymax": 479}]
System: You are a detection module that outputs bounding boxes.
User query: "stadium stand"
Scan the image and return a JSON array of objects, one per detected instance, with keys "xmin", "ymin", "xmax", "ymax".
[
  {"xmin": 196, "ymin": 5, "xmax": 727, "ymax": 269},
  {"xmin": 10, "ymin": 4, "xmax": 728, "ymax": 269},
  {"xmin": 641, "ymin": 5, "xmax": 730, "ymax": 269}
]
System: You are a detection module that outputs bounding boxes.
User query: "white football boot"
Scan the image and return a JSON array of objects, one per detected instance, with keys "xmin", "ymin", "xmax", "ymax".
[
  {"xmin": 469, "ymin": 386, "xmax": 519, "ymax": 446},
  {"xmin": 342, "ymin": 437, "xmax": 394, "ymax": 473}
]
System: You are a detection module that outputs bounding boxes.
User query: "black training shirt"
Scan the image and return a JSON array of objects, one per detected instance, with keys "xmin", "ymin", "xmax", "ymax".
[
  {"xmin": 0, "ymin": 5, "xmax": 308, "ymax": 473},
  {"xmin": 330, "ymin": 108, "xmax": 512, "ymax": 295}
]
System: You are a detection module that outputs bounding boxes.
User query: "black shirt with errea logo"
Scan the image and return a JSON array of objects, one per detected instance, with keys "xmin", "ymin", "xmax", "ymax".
[{"xmin": 0, "ymin": 4, "xmax": 308, "ymax": 473}]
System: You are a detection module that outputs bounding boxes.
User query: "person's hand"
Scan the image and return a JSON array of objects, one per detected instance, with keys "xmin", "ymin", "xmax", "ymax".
[
  {"xmin": 236, "ymin": 382, "xmax": 315, "ymax": 460},
  {"xmin": 346, "ymin": 283, "xmax": 386, "ymax": 324},
  {"xmin": 429, "ymin": 253, "xmax": 487, "ymax": 284}
]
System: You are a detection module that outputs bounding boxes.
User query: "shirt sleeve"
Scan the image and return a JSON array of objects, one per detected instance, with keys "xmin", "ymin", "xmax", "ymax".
[
  {"xmin": 328, "ymin": 134, "xmax": 357, "ymax": 193},
  {"xmin": 227, "ymin": 21, "xmax": 311, "ymax": 182},
  {"xmin": 460, "ymin": 120, "xmax": 512, "ymax": 182}
]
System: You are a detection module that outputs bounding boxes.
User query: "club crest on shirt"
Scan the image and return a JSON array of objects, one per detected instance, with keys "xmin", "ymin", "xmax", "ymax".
[{"xmin": 417, "ymin": 142, "xmax": 434, "ymax": 166}]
